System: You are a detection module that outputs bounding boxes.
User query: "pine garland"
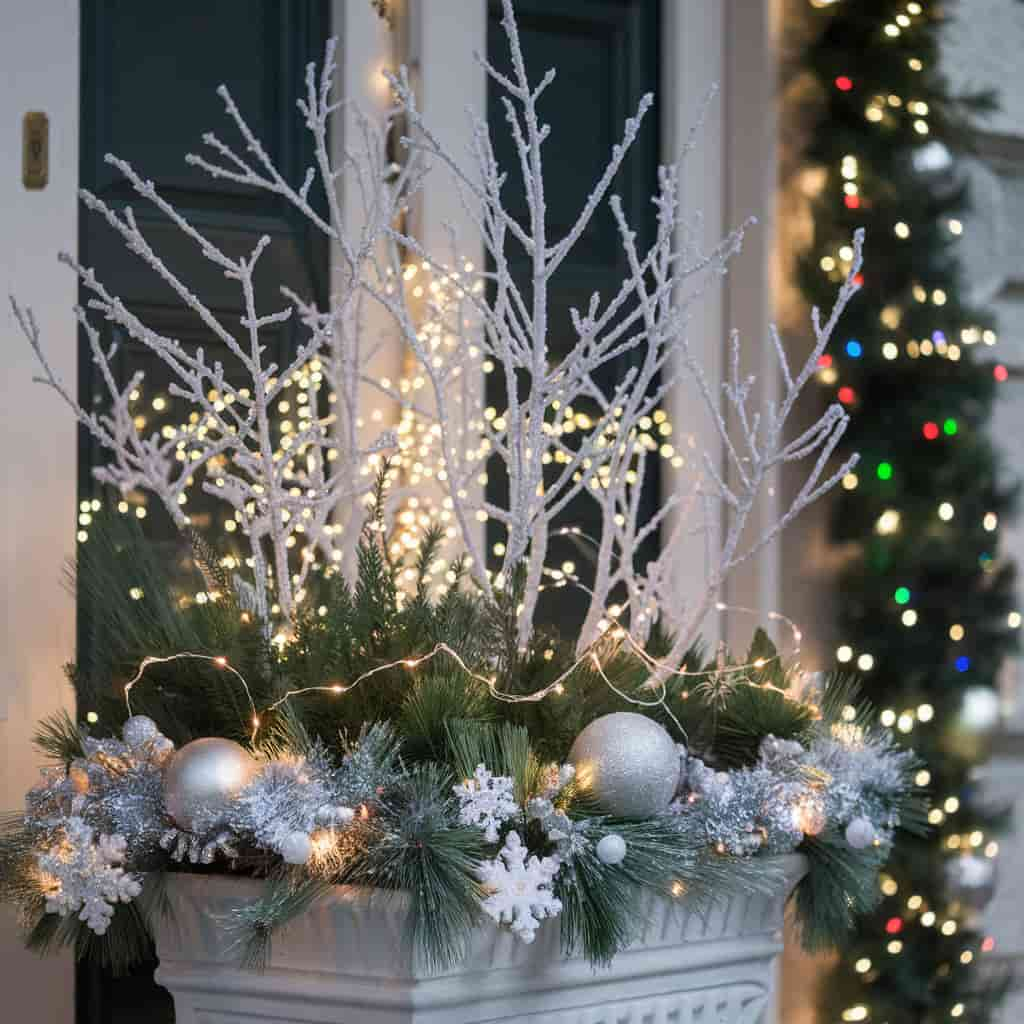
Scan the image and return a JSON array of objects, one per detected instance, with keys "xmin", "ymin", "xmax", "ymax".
[{"xmin": 792, "ymin": 1, "xmax": 1017, "ymax": 1020}]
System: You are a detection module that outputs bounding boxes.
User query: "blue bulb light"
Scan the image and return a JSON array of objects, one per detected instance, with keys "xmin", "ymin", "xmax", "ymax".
[
  {"xmin": 955, "ymin": 656, "xmax": 970, "ymax": 673},
  {"xmin": 845, "ymin": 339, "xmax": 863, "ymax": 358}
]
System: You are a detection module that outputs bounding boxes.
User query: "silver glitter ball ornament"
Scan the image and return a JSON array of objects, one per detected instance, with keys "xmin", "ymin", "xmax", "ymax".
[
  {"xmin": 162, "ymin": 738, "xmax": 258, "ymax": 833},
  {"xmin": 122, "ymin": 715, "xmax": 160, "ymax": 749},
  {"xmin": 569, "ymin": 712, "xmax": 681, "ymax": 818},
  {"xmin": 596, "ymin": 833, "xmax": 627, "ymax": 865}
]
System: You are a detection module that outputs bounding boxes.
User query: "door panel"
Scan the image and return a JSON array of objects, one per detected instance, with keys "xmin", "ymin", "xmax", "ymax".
[{"xmin": 76, "ymin": 3, "xmax": 329, "ymax": 1020}]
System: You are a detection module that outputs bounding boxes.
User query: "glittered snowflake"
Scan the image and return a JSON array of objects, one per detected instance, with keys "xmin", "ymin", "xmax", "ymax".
[
  {"xmin": 37, "ymin": 816, "xmax": 142, "ymax": 935},
  {"xmin": 478, "ymin": 830, "xmax": 562, "ymax": 943},
  {"xmin": 454, "ymin": 764, "xmax": 518, "ymax": 842}
]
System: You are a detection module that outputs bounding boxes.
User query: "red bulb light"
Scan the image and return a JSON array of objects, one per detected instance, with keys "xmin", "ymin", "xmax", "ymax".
[
  {"xmin": 845, "ymin": 194, "xmax": 861, "ymax": 210},
  {"xmin": 994, "ymin": 364, "xmax": 1009, "ymax": 383},
  {"xmin": 835, "ymin": 75, "xmax": 854, "ymax": 92},
  {"xmin": 838, "ymin": 386, "xmax": 855, "ymax": 405},
  {"xmin": 853, "ymin": 273, "xmax": 864, "ymax": 287},
  {"xmin": 885, "ymin": 917, "xmax": 903, "ymax": 935},
  {"xmin": 922, "ymin": 421, "xmax": 939, "ymax": 440},
  {"xmin": 818, "ymin": 354, "xmax": 833, "ymax": 369},
  {"xmin": 982, "ymin": 936, "xmax": 996, "ymax": 952}
]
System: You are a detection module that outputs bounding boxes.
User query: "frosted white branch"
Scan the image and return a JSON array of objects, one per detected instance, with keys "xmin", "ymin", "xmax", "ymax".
[{"xmin": 14, "ymin": 1, "xmax": 862, "ymax": 672}]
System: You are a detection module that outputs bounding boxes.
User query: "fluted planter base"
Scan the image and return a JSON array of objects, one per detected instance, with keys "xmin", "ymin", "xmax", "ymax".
[{"xmin": 154, "ymin": 854, "xmax": 806, "ymax": 1024}]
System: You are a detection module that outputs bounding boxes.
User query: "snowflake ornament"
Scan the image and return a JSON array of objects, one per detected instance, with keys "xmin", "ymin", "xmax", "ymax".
[
  {"xmin": 37, "ymin": 817, "xmax": 142, "ymax": 935},
  {"xmin": 454, "ymin": 764, "xmax": 518, "ymax": 842},
  {"xmin": 478, "ymin": 830, "xmax": 562, "ymax": 943}
]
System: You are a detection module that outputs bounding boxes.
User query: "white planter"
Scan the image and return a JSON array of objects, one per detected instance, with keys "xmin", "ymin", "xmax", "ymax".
[{"xmin": 154, "ymin": 854, "xmax": 806, "ymax": 1024}]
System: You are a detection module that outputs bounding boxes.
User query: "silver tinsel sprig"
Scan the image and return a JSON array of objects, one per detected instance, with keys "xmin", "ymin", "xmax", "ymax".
[
  {"xmin": 25, "ymin": 721, "xmax": 174, "ymax": 861},
  {"xmin": 681, "ymin": 756, "xmax": 806, "ymax": 855},
  {"xmin": 801, "ymin": 726, "xmax": 918, "ymax": 846},
  {"xmin": 229, "ymin": 753, "xmax": 336, "ymax": 859},
  {"xmin": 333, "ymin": 723, "xmax": 402, "ymax": 807}
]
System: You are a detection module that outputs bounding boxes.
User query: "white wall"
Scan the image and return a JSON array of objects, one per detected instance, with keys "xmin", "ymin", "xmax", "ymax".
[{"xmin": 0, "ymin": 1, "xmax": 79, "ymax": 1019}]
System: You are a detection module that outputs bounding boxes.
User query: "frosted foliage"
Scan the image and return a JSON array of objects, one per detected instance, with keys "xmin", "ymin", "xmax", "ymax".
[
  {"xmin": 11, "ymin": 0, "xmax": 860, "ymax": 663},
  {"xmin": 478, "ymin": 830, "xmax": 562, "ymax": 943},
  {"xmin": 37, "ymin": 817, "xmax": 142, "ymax": 935}
]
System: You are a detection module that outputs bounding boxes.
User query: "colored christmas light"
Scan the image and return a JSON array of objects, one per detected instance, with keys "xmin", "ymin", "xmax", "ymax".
[
  {"xmin": 846, "ymin": 339, "xmax": 863, "ymax": 357},
  {"xmin": 922, "ymin": 422, "xmax": 939, "ymax": 440},
  {"xmin": 943, "ymin": 418, "xmax": 958, "ymax": 436},
  {"xmin": 994, "ymin": 364, "xmax": 1008, "ymax": 383},
  {"xmin": 877, "ymin": 462, "xmax": 893, "ymax": 481},
  {"xmin": 955, "ymin": 656, "xmax": 970, "ymax": 673},
  {"xmin": 835, "ymin": 75, "xmax": 854, "ymax": 91},
  {"xmin": 885, "ymin": 917, "xmax": 903, "ymax": 935},
  {"xmin": 838, "ymin": 386, "xmax": 856, "ymax": 405},
  {"xmin": 894, "ymin": 587, "xmax": 911, "ymax": 605}
]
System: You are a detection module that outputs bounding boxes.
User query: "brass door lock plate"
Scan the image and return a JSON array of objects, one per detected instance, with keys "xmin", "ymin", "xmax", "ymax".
[{"xmin": 23, "ymin": 112, "xmax": 49, "ymax": 189}]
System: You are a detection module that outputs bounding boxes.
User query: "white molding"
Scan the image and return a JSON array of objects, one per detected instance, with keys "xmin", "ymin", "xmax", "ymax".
[
  {"xmin": 406, "ymin": 1, "xmax": 486, "ymax": 269},
  {"xmin": 332, "ymin": 0, "xmax": 407, "ymax": 443},
  {"xmin": 662, "ymin": 0, "xmax": 779, "ymax": 653},
  {"xmin": 0, "ymin": 1, "xmax": 79, "ymax": 1019}
]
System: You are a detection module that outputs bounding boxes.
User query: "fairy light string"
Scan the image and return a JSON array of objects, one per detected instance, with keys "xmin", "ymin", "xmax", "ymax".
[
  {"xmin": 123, "ymin": 651, "xmax": 258, "ymax": 722},
  {"xmin": 118, "ymin": 598, "xmax": 811, "ymax": 747}
]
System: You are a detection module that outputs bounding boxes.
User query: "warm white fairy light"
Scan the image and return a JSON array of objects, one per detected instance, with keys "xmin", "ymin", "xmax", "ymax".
[{"xmin": 123, "ymin": 652, "xmax": 257, "ymax": 722}]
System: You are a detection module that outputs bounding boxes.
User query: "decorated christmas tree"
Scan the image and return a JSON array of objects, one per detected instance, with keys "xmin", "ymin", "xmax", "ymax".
[
  {"xmin": 793, "ymin": 1, "xmax": 1017, "ymax": 1020},
  {"xmin": 1, "ymin": 1, "xmax": 924, "ymax": 1008}
]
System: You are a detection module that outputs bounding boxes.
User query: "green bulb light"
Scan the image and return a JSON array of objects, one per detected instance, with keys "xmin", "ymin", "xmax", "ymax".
[
  {"xmin": 877, "ymin": 462, "xmax": 893, "ymax": 481},
  {"xmin": 943, "ymin": 418, "xmax": 958, "ymax": 436},
  {"xmin": 894, "ymin": 586, "xmax": 911, "ymax": 605}
]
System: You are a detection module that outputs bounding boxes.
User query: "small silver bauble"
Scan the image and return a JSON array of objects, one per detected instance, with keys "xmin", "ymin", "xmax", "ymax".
[
  {"xmin": 569, "ymin": 712, "xmax": 681, "ymax": 819},
  {"xmin": 280, "ymin": 830, "xmax": 313, "ymax": 865},
  {"xmin": 122, "ymin": 715, "xmax": 160, "ymax": 749},
  {"xmin": 162, "ymin": 737, "xmax": 258, "ymax": 833},
  {"xmin": 151, "ymin": 735, "xmax": 176, "ymax": 765},
  {"xmin": 596, "ymin": 833, "xmax": 628, "ymax": 865},
  {"xmin": 845, "ymin": 816, "xmax": 876, "ymax": 850}
]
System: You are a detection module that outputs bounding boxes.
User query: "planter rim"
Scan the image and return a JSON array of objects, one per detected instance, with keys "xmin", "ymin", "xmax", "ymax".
[{"xmin": 157, "ymin": 849, "xmax": 807, "ymax": 911}]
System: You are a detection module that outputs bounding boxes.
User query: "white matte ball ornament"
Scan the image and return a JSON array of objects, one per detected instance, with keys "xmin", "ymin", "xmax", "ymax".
[
  {"xmin": 280, "ymin": 830, "xmax": 313, "ymax": 865},
  {"xmin": 162, "ymin": 737, "xmax": 258, "ymax": 833},
  {"xmin": 596, "ymin": 833, "xmax": 628, "ymax": 865},
  {"xmin": 569, "ymin": 712, "xmax": 681, "ymax": 819},
  {"xmin": 122, "ymin": 715, "xmax": 160, "ymax": 749},
  {"xmin": 844, "ymin": 816, "xmax": 876, "ymax": 850}
]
